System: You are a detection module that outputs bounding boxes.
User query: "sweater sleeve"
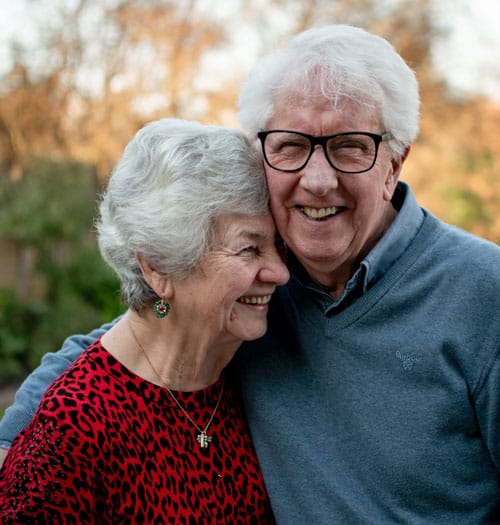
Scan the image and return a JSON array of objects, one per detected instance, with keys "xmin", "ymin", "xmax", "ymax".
[
  {"xmin": 475, "ymin": 344, "xmax": 500, "ymax": 473},
  {"xmin": 0, "ymin": 411, "xmax": 100, "ymax": 522},
  {"xmin": 0, "ymin": 316, "xmax": 122, "ymax": 448}
]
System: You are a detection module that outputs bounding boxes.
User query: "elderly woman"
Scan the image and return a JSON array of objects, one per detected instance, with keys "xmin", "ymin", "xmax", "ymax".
[{"xmin": 0, "ymin": 119, "xmax": 288, "ymax": 523}]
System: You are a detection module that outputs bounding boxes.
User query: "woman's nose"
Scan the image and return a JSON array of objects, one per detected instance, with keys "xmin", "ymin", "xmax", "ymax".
[{"xmin": 260, "ymin": 250, "xmax": 290, "ymax": 285}]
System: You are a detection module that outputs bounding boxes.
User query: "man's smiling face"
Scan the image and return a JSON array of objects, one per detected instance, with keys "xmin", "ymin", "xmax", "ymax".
[{"xmin": 264, "ymin": 94, "xmax": 403, "ymax": 290}]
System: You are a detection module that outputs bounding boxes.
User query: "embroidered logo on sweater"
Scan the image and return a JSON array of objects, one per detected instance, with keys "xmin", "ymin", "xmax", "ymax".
[{"xmin": 396, "ymin": 351, "xmax": 421, "ymax": 370}]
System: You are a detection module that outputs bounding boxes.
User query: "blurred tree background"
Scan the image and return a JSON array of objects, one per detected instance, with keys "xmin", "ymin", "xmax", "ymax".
[{"xmin": 0, "ymin": 0, "xmax": 498, "ymax": 384}]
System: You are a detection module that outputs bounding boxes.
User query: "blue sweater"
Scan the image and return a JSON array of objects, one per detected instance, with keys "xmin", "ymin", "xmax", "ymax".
[
  {"xmin": 1, "ymin": 183, "xmax": 499, "ymax": 523},
  {"xmin": 235, "ymin": 189, "xmax": 500, "ymax": 523}
]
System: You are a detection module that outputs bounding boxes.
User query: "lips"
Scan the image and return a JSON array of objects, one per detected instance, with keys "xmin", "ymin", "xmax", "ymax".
[
  {"xmin": 298, "ymin": 206, "xmax": 342, "ymax": 219},
  {"xmin": 237, "ymin": 294, "xmax": 273, "ymax": 305}
]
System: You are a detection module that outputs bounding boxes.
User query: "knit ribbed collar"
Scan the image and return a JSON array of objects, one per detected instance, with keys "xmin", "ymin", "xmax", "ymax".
[{"xmin": 287, "ymin": 181, "xmax": 424, "ymax": 312}]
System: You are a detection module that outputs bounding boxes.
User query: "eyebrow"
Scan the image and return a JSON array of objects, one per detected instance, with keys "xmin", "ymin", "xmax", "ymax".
[
  {"xmin": 213, "ymin": 226, "xmax": 274, "ymax": 250},
  {"xmin": 239, "ymin": 230, "xmax": 268, "ymax": 242},
  {"xmin": 240, "ymin": 230, "xmax": 284, "ymax": 244},
  {"xmin": 216, "ymin": 229, "xmax": 267, "ymax": 249}
]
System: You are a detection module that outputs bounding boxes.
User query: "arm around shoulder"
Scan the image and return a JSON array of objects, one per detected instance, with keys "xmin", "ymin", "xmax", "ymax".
[{"xmin": 0, "ymin": 316, "xmax": 123, "ymax": 450}]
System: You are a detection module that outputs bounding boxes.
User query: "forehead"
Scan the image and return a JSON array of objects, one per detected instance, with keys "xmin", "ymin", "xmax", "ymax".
[
  {"xmin": 268, "ymin": 91, "xmax": 380, "ymax": 134},
  {"xmin": 213, "ymin": 213, "xmax": 275, "ymax": 243}
]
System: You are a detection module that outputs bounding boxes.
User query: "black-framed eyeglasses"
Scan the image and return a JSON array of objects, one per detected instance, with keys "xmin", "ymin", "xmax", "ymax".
[{"xmin": 257, "ymin": 130, "xmax": 393, "ymax": 174}]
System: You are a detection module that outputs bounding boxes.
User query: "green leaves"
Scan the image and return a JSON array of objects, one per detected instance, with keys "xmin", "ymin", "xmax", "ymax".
[
  {"xmin": 0, "ymin": 158, "xmax": 98, "ymax": 245},
  {"xmin": 0, "ymin": 158, "xmax": 124, "ymax": 381}
]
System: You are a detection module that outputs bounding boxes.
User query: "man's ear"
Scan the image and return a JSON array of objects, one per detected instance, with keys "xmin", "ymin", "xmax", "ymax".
[{"xmin": 384, "ymin": 145, "xmax": 411, "ymax": 201}]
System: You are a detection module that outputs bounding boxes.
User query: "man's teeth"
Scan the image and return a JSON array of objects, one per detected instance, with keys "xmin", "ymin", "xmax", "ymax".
[
  {"xmin": 238, "ymin": 295, "xmax": 272, "ymax": 305},
  {"xmin": 301, "ymin": 206, "xmax": 339, "ymax": 219}
]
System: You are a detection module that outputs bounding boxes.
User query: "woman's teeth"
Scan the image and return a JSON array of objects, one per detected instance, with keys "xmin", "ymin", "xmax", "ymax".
[{"xmin": 238, "ymin": 295, "xmax": 272, "ymax": 305}]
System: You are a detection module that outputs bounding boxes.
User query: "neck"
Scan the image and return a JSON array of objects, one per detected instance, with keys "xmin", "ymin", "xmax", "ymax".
[
  {"xmin": 325, "ymin": 280, "xmax": 349, "ymax": 298},
  {"xmin": 102, "ymin": 311, "xmax": 239, "ymax": 391},
  {"xmin": 310, "ymin": 270, "xmax": 350, "ymax": 298}
]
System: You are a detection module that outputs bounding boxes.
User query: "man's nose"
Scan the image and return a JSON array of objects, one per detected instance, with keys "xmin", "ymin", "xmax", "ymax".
[{"xmin": 299, "ymin": 145, "xmax": 339, "ymax": 195}]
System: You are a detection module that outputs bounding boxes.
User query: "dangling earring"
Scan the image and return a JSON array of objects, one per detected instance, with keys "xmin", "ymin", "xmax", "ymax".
[{"xmin": 153, "ymin": 298, "xmax": 170, "ymax": 318}]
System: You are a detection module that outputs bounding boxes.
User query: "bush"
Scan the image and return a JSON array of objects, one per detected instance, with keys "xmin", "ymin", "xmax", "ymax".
[
  {"xmin": 0, "ymin": 290, "xmax": 44, "ymax": 382},
  {"xmin": 0, "ymin": 158, "xmax": 125, "ymax": 378}
]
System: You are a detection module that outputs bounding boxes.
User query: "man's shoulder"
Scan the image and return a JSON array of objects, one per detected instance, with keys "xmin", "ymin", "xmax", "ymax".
[
  {"xmin": 423, "ymin": 212, "xmax": 499, "ymax": 259},
  {"xmin": 418, "ymin": 214, "xmax": 500, "ymax": 301}
]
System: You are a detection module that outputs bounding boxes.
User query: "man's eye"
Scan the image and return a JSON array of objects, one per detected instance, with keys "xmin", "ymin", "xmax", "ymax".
[
  {"xmin": 331, "ymin": 139, "xmax": 370, "ymax": 153},
  {"xmin": 277, "ymin": 141, "xmax": 308, "ymax": 152}
]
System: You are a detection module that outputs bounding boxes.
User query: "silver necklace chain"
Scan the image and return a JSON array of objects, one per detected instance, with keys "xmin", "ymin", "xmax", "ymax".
[{"xmin": 128, "ymin": 320, "xmax": 224, "ymax": 448}]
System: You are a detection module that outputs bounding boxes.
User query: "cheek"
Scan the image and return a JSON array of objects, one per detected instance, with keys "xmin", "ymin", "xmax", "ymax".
[
  {"xmin": 269, "ymin": 194, "xmax": 285, "ymax": 219},
  {"xmin": 224, "ymin": 276, "xmax": 249, "ymax": 305},
  {"xmin": 353, "ymin": 170, "xmax": 393, "ymax": 208},
  {"xmin": 266, "ymin": 170, "xmax": 292, "ymax": 203},
  {"xmin": 268, "ymin": 174, "xmax": 294, "ymax": 211},
  {"xmin": 269, "ymin": 197, "xmax": 290, "ymax": 242}
]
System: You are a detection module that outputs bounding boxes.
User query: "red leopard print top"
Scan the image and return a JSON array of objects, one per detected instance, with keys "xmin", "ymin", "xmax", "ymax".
[{"xmin": 0, "ymin": 339, "xmax": 275, "ymax": 524}]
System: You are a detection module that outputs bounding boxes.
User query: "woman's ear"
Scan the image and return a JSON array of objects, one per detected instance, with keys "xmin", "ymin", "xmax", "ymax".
[{"xmin": 136, "ymin": 255, "xmax": 173, "ymax": 299}]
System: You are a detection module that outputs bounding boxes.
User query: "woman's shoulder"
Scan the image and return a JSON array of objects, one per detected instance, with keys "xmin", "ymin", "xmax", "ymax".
[{"xmin": 38, "ymin": 340, "xmax": 118, "ymax": 421}]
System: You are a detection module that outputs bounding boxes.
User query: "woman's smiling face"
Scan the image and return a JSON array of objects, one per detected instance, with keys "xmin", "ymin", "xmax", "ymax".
[{"xmin": 169, "ymin": 213, "xmax": 289, "ymax": 346}]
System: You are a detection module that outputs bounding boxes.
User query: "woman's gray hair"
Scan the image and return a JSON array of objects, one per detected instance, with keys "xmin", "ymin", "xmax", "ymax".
[
  {"xmin": 238, "ymin": 24, "xmax": 420, "ymax": 157},
  {"xmin": 97, "ymin": 118, "xmax": 269, "ymax": 311}
]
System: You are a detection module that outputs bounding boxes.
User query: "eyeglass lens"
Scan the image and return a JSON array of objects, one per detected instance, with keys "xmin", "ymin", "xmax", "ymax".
[{"xmin": 263, "ymin": 132, "xmax": 379, "ymax": 173}]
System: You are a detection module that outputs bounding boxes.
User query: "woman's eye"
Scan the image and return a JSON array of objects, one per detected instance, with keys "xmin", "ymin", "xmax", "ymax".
[{"xmin": 238, "ymin": 245, "xmax": 258, "ymax": 255}]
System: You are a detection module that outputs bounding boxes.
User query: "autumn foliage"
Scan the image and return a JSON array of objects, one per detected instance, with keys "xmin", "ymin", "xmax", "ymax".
[{"xmin": 0, "ymin": 0, "xmax": 498, "ymax": 377}]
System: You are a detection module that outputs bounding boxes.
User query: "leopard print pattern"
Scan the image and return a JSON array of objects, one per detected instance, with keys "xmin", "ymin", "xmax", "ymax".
[{"xmin": 0, "ymin": 341, "xmax": 275, "ymax": 524}]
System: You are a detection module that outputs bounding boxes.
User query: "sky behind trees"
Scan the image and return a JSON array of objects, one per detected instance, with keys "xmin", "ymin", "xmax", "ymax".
[
  {"xmin": 0, "ymin": 0, "xmax": 498, "ymax": 242},
  {"xmin": 0, "ymin": 0, "xmax": 499, "ymax": 102}
]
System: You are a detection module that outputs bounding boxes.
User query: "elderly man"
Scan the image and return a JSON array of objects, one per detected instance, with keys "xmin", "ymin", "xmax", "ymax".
[{"xmin": 1, "ymin": 25, "xmax": 499, "ymax": 523}]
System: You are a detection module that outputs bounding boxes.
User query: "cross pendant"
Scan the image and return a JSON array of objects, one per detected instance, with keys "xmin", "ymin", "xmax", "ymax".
[{"xmin": 197, "ymin": 431, "xmax": 212, "ymax": 448}]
